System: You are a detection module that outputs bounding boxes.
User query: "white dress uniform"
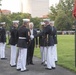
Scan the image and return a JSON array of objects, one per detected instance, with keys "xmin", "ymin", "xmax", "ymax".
[
  {"xmin": 0, "ymin": 22, "xmax": 6, "ymax": 59},
  {"xmin": 17, "ymin": 19, "xmax": 30, "ymax": 72},
  {"xmin": 42, "ymin": 19, "xmax": 56, "ymax": 70},
  {"xmin": 53, "ymin": 28, "xmax": 58, "ymax": 62},
  {"xmin": 50, "ymin": 21, "xmax": 58, "ymax": 62},
  {"xmin": 9, "ymin": 20, "xmax": 19, "ymax": 66},
  {"xmin": 39, "ymin": 22, "xmax": 47, "ymax": 65}
]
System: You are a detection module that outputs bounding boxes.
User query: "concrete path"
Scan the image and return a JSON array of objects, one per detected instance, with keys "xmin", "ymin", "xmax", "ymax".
[{"xmin": 0, "ymin": 47, "xmax": 76, "ymax": 75}]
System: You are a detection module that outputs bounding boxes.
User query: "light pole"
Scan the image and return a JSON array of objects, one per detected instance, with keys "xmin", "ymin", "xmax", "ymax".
[
  {"xmin": 74, "ymin": 20, "xmax": 76, "ymax": 67},
  {"xmin": 73, "ymin": 20, "xmax": 76, "ymax": 68},
  {"xmin": 73, "ymin": 0, "xmax": 76, "ymax": 67}
]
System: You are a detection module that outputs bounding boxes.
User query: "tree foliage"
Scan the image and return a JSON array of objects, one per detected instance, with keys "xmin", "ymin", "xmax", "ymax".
[
  {"xmin": 30, "ymin": 17, "xmax": 42, "ymax": 28},
  {"xmin": 49, "ymin": 0, "xmax": 74, "ymax": 30},
  {"xmin": 0, "ymin": 12, "xmax": 42, "ymax": 30},
  {"xmin": 55, "ymin": 10, "xmax": 72, "ymax": 30}
]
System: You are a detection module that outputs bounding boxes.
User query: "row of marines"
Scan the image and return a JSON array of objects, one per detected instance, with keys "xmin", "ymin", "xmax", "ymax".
[{"xmin": 0, "ymin": 19, "xmax": 57, "ymax": 72}]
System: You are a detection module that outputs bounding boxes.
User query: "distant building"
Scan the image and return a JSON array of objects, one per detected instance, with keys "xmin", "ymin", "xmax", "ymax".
[
  {"xmin": 39, "ymin": 15, "xmax": 49, "ymax": 19},
  {"xmin": 0, "ymin": 10, "xmax": 11, "ymax": 15},
  {"xmin": 20, "ymin": 0, "xmax": 49, "ymax": 17}
]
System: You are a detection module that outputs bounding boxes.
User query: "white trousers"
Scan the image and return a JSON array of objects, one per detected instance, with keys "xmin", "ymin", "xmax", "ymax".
[
  {"xmin": 0, "ymin": 43, "xmax": 6, "ymax": 58},
  {"xmin": 53, "ymin": 44, "xmax": 58, "ymax": 61},
  {"xmin": 40, "ymin": 47, "xmax": 44, "ymax": 62},
  {"xmin": 10, "ymin": 45, "xmax": 17, "ymax": 66},
  {"xmin": 17, "ymin": 48, "xmax": 27, "ymax": 71},
  {"xmin": 44, "ymin": 47, "xmax": 47, "ymax": 64},
  {"xmin": 40, "ymin": 46, "xmax": 47, "ymax": 64},
  {"xmin": 47, "ymin": 46, "xmax": 56, "ymax": 69}
]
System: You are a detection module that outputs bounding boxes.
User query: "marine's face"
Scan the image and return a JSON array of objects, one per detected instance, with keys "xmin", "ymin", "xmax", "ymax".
[
  {"xmin": 27, "ymin": 22, "xmax": 30, "ymax": 26},
  {"xmin": 44, "ymin": 21, "xmax": 49, "ymax": 26},
  {"xmin": 3, "ymin": 24, "xmax": 6, "ymax": 27},
  {"xmin": 24, "ymin": 22, "xmax": 29, "ymax": 28},
  {"xmin": 14, "ymin": 23, "xmax": 18, "ymax": 28}
]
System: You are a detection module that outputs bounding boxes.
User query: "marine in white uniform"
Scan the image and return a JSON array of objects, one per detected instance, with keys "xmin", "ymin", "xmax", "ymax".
[
  {"xmin": 39, "ymin": 22, "xmax": 47, "ymax": 65},
  {"xmin": 0, "ymin": 22, "xmax": 6, "ymax": 59},
  {"xmin": 9, "ymin": 20, "xmax": 19, "ymax": 67},
  {"xmin": 38, "ymin": 19, "xmax": 56, "ymax": 70},
  {"xmin": 16, "ymin": 19, "xmax": 30, "ymax": 72},
  {"xmin": 50, "ymin": 21, "xmax": 58, "ymax": 62}
]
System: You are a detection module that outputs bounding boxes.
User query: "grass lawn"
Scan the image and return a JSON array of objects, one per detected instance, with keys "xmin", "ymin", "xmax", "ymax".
[{"xmin": 34, "ymin": 35, "xmax": 76, "ymax": 72}]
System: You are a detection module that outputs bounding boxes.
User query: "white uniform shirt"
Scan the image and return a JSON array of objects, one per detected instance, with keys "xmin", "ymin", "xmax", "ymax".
[
  {"xmin": 30, "ymin": 29, "xmax": 34, "ymax": 40},
  {"xmin": 30, "ymin": 29, "xmax": 33, "ymax": 35}
]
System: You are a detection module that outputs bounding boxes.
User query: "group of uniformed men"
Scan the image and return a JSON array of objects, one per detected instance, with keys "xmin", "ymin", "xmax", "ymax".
[{"xmin": 0, "ymin": 18, "xmax": 57, "ymax": 72}]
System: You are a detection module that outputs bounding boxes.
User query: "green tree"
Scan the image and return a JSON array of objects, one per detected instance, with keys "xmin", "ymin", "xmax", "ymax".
[
  {"xmin": 7, "ymin": 12, "xmax": 31, "ymax": 29},
  {"xmin": 49, "ymin": 6, "xmax": 57, "ymax": 20},
  {"xmin": 0, "ymin": 14, "xmax": 11, "ymax": 30},
  {"xmin": 55, "ymin": 10, "xmax": 72, "ymax": 30},
  {"xmin": 30, "ymin": 17, "xmax": 42, "ymax": 28},
  {"xmin": 0, "ymin": 12, "xmax": 42, "ymax": 30},
  {"xmin": 49, "ymin": 0, "xmax": 74, "ymax": 30},
  {"xmin": 0, "ymin": 12, "xmax": 31, "ymax": 30}
]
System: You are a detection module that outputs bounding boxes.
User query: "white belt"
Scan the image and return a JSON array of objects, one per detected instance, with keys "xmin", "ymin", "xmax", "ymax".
[{"xmin": 19, "ymin": 37, "xmax": 26, "ymax": 39}]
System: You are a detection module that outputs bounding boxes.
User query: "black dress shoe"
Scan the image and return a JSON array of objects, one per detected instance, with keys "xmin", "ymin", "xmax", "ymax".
[
  {"xmin": 52, "ymin": 67, "xmax": 56, "ymax": 69},
  {"xmin": 1, "ymin": 58, "xmax": 7, "ymax": 60},
  {"xmin": 41, "ymin": 62, "xmax": 44, "ymax": 65},
  {"xmin": 45, "ymin": 68, "xmax": 52, "ymax": 70},
  {"xmin": 11, "ymin": 65, "xmax": 16, "ymax": 67},
  {"xmin": 21, "ymin": 69, "xmax": 29, "ymax": 72},
  {"xmin": 55, "ymin": 61, "xmax": 57, "ymax": 63},
  {"xmin": 27, "ymin": 63, "xmax": 30, "ymax": 65},
  {"xmin": 17, "ymin": 69, "xmax": 21, "ymax": 71},
  {"xmin": 44, "ymin": 64, "xmax": 47, "ymax": 66},
  {"xmin": 30, "ymin": 63, "xmax": 34, "ymax": 65}
]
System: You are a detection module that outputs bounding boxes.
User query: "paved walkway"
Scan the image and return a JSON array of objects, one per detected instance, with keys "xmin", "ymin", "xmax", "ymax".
[{"xmin": 0, "ymin": 47, "xmax": 76, "ymax": 75}]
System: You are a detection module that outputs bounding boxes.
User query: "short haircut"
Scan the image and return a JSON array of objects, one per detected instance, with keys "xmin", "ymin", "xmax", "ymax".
[{"xmin": 29, "ymin": 22, "xmax": 34, "ymax": 28}]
